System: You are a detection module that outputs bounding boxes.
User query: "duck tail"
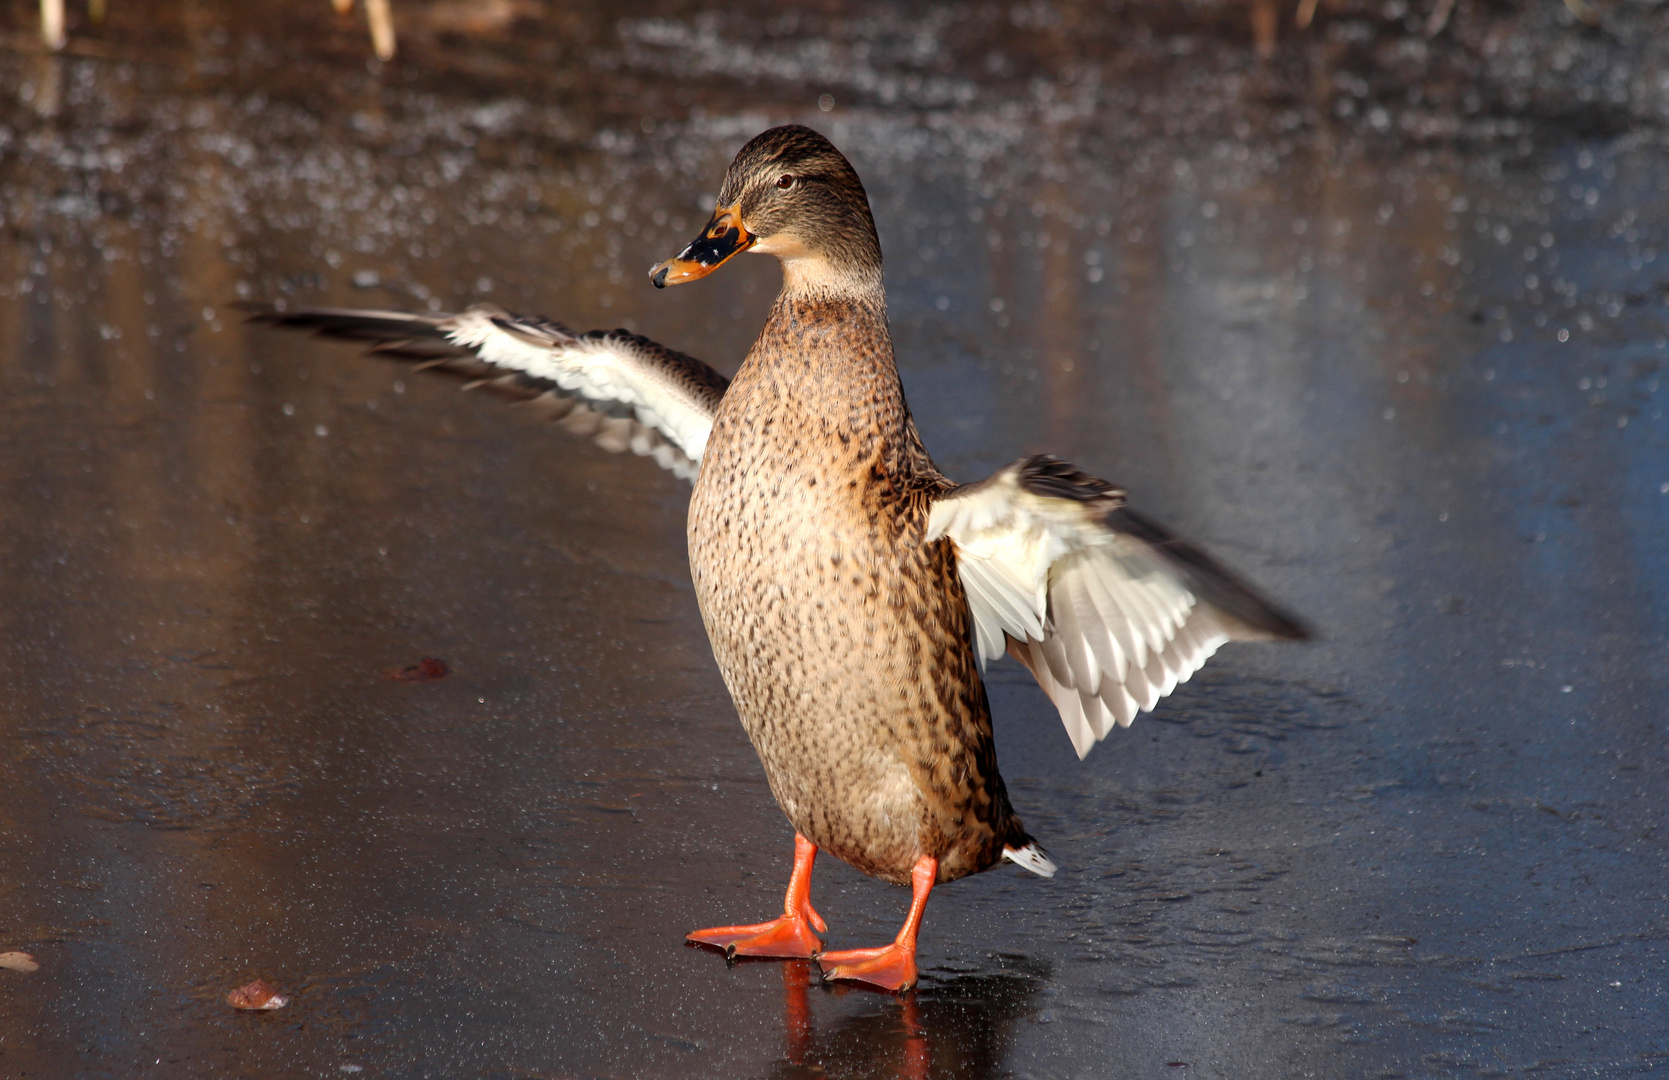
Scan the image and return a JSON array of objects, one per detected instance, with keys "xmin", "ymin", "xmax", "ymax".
[{"xmin": 1001, "ymin": 837, "xmax": 1057, "ymax": 878}]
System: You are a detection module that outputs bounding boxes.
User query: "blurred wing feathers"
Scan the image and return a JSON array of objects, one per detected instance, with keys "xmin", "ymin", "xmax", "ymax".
[
  {"xmin": 929, "ymin": 455, "xmax": 1308, "ymax": 758},
  {"xmin": 247, "ymin": 304, "xmax": 727, "ymax": 481}
]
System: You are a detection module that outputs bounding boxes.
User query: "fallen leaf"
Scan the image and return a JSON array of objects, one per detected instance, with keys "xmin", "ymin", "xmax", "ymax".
[
  {"xmin": 386, "ymin": 657, "xmax": 449, "ymax": 681},
  {"xmin": 226, "ymin": 978, "xmax": 289, "ymax": 1010},
  {"xmin": 0, "ymin": 951, "xmax": 38, "ymax": 973}
]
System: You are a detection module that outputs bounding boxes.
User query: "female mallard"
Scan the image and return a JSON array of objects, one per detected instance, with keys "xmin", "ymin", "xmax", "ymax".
[{"xmin": 255, "ymin": 124, "xmax": 1308, "ymax": 993}]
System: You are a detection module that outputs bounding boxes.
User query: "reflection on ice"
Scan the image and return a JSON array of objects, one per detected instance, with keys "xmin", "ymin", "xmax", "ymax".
[{"xmin": 768, "ymin": 958, "xmax": 1049, "ymax": 1080}]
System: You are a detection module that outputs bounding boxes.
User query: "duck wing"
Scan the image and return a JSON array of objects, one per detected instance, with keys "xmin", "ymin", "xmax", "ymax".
[
  {"xmin": 927, "ymin": 455, "xmax": 1310, "ymax": 758},
  {"xmin": 247, "ymin": 304, "xmax": 727, "ymax": 481}
]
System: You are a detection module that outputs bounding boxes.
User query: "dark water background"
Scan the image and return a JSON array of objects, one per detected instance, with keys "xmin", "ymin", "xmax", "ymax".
[{"xmin": 1, "ymin": 1, "xmax": 1665, "ymax": 1077}]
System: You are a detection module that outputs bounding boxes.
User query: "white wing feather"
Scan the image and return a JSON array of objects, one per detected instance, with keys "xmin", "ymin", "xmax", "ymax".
[
  {"xmin": 928, "ymin": 462, "xmax": 1232, "ymax": 759},
  {"xmin": 252, "ymin": 305, "xmax": 729, "ymax": 482},
  {"xmin": 443, "ymin": 309, "xmax": 717, "ymax": 480}
]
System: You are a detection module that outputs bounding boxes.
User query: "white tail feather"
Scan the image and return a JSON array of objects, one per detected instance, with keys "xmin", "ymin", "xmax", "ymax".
[{"xmin": 1002, "ymin": 841, "xmax": 1058, "ymax": 878}]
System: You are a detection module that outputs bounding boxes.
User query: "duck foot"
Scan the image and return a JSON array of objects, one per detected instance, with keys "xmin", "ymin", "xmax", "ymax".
[
  {"xmin": 687, "ymin": 913, "xmax": 824, "ymax": 960},
  {"xmin": 687, "ymin": 832, "xmax": 827, "ymax": 960},
  {"xmin": 817, "ymin": 942, "xmax": 918, "ymax": 992},
  {"xmin": 817, "ymin": 853, "xmax": 938, "ymax": 994}
]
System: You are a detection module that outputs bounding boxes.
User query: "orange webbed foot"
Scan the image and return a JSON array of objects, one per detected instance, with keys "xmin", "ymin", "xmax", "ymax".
[
  {"xmin": 687, "ymin": 913, "xmax": 824, "ymax": 960},
  {"xmin": 817, "ymin": 942, "xmax": 918, "ymax": 992},
  {"xmin": 688, "ymin": 833, "xmax": 826, "ymax": 960},
  {"xmin": 817, "ymin": 853, "xmax": 938, "ymax": 994}
]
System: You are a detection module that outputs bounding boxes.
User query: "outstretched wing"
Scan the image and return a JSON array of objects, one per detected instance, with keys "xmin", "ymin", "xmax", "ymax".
[
  {"xmin": 247, "ymin": 304, "xmax": 728, "ymax": 481},
  {"xmin": 928, "ymin": 455, "xmax": 1310, "ymax": 758}
]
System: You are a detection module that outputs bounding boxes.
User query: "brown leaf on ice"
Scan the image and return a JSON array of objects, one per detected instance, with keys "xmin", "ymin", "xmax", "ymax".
[
  {"xmin": 386, "ymin": 656, "xmax": 450, "ymax": 681},
  {"xmin": 0, "ymin": 951, "xmax": 39, "ymax": 973},
  {"xmin": 226, "ymin": 978, "xmax": 289, "ymax": 1010}
]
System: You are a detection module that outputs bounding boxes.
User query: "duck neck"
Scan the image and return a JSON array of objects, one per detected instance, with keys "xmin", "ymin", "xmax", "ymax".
[
  {"xmin": 752, "ymin": 284, "xmax": 895, "ymax": 390},
  {"xmin": 737, "ymin": 282, "xmax": 928, "ymax": 482},
  {"xmin": 776, "ymin": 254, "xmax": 886, "ymax": 304}
]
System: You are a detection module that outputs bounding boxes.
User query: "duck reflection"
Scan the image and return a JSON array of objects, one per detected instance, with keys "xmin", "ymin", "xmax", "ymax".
[{"xmin": 765, "ymin": 958, "xmax": 1049, "ymax": 1080}]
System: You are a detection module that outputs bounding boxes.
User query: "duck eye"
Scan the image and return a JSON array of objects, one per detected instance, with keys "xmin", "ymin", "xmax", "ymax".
[{"xmin": 775, "ymin": 174, "xmax": 795, "ymax": 189}]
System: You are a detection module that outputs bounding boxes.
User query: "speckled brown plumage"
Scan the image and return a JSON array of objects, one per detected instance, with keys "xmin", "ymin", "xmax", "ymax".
[{"xmin": 688, "ymin": 283, "xmax": 1032, "ymax": 886}]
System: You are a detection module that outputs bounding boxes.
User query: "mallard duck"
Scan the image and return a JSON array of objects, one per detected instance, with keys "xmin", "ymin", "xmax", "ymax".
[{"xmin": 252, "ymin": 124, "xmax": 1308, "ymax": 993}]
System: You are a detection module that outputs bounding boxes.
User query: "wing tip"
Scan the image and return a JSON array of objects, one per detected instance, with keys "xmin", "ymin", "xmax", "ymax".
[
  {"xmin": 1223, "ymin": 604, "xmax": 1315, "ymax": 643},
  {"xmin": 1107, "ymin": 506, "xmax": 1314, "ymax": 644},
  {"xmin": 1273, "ymin": 608, "xmax": 1316, "ymax": 642},
  {"xmin": 240, "ymin": 303, "xmax": 456, "ymax": 346}
]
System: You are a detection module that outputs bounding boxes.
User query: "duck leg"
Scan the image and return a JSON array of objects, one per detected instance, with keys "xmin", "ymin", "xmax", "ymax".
[
  {"xmin": 818, "ymin": 854, "xmax": 937, "ymax": 993},
  {"xmin": 686, "ymin": 833, "xmax": 827, "ymax": 959}
]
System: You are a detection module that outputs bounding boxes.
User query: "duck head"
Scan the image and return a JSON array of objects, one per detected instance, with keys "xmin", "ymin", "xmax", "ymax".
[{"xmin": 650, "ymin": 125, "xmax": 883, "ymax": 297}]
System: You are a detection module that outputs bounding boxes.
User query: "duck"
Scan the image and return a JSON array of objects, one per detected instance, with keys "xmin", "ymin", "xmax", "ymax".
[{"xmin": 252, "ymin": 124, "xmax": 1309, "ymax": 993}]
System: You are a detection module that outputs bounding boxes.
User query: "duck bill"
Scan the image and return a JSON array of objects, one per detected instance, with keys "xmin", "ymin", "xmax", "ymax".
[{"xmin": 649, "ymin": 205, "xmax": 754, "ymax": 288}]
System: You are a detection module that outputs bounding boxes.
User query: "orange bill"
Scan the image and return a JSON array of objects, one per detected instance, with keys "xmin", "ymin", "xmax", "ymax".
[{"xmin": 650, "ymin": 204, "xmax": 754, "ymax": 288}]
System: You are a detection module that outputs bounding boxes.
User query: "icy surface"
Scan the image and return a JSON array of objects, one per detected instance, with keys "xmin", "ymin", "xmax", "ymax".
[{"xmin": 0, "ymin": 1, "xmax": 1665, "ymax": 1077}]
